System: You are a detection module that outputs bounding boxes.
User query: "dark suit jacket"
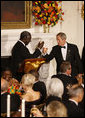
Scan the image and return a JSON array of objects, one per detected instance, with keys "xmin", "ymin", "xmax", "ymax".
[
  {"xmin": 11, "ymin": 41, "xmax": 41, "ymax": 75},
  {"xmin": 44, "ymin": 43, "xmax": 83, "ymax": 77},
  {"xmin": 46, "ymin": 95, "xmax": 62, "ymax": 106},
  {"xmin": 63, "ymin": 100, "xmax": 84, "ymax": 117},
  {"xmin": 1, "ymin": 92, "xmax": 21, "ymax": 113},
  {"xmin": 81, "ymin": 46, "xmax": 84, "ymax": 72}
]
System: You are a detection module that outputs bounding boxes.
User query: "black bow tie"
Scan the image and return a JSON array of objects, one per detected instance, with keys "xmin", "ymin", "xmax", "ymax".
[{"xmin": 60, "ymin": 46, "xmax": 66, "ymax": 49}]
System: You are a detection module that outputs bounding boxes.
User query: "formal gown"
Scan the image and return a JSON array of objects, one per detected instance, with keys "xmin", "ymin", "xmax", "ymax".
[{"xmin": 24, "ymin": 95, "xmax": 42, "ymax": 117}]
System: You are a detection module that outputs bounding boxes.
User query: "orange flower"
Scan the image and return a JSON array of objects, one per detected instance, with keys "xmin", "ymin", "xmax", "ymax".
[
  {"xmin": 44, "ymin": 3, "xmax": 49, "ymax": 8},
  {"xmin": 36, "ymin": 6, "xmax": 41, "ymax": 11},
  {"xmin": 48, "ymin": 9, "xmax": 52, "ymax": 13},
  {"xmin": 41, "ymin": 18, "xmax": 44, "ymax": 21},
  {"xmin": 51, "ymin": 12, "xmax": 54, "ymax": 15}
]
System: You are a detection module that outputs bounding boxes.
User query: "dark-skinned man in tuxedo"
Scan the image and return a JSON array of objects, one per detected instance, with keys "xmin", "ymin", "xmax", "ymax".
[{"xmin": 11, "ymin": 31, "xmax": 44, "ymax": 81}]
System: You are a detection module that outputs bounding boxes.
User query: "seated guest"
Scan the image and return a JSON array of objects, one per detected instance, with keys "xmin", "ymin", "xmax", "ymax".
[
  {"xmin": 46, "ymin": 78, "xmax": 64, "ymax": 105},
  {"xmin": 1, "ymin": 67, "xmax": 21, "ymax": 95},
  {"xmin": 31, "ymin": 100, "xmax": 68, "ymax": 117},
  {"xmin": 1, "ymin": 78, "xmax": 21, "ymax": 116},
  {"xmin": 52, "ymin": 61, "xmax": 78, "ymax": 100},
  {"xmin": 1, "ymin": 67, "xmax": 13, "ymax": 81},
  {"xmin": 20, "ymin": 73, "xmax": 42, "ymax": 117},
  {"xmin": 63, "ymin": 85, "xmax": 84, "ymax": 117},
  {"xmin": 29, "ymin": 70, "xmax": 47, "ymax": 103},
  {"xmin": 1, "ymin": 67, "xmax": 19, "ymax": 85}
]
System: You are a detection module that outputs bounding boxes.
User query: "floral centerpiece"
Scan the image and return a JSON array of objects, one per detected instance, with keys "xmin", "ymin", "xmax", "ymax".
[{"xmin": 32, "ymin": 1, "xmax": 64, "ymax": 27}]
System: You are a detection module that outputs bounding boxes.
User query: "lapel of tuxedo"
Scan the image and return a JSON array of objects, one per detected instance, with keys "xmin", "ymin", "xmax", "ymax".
[
  {"xmin": 57, "ymin": 46, "xmax": 63, "ymax": 60},
  {"xmin": 66, "ymin": 43, "xmax": 71, "ymax": 60}
]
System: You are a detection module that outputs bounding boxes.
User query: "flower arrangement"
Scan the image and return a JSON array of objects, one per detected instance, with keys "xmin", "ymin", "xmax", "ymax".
[{"xmin": 32, "ymin": 1, "xmax": 64, "ymax": 27}]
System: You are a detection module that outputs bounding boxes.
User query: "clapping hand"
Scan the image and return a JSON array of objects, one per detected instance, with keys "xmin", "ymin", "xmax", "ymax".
[{"xmin": 37, "ymin": 41, "xmax": 44, "ymax": 49}]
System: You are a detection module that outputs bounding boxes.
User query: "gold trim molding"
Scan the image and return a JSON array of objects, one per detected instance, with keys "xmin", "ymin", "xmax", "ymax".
[{"xmin": 81, "ymin": 3, "xmax": 84, "ymax": 20}]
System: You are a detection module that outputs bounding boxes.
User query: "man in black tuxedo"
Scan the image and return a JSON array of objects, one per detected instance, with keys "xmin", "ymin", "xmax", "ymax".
[
  {"xmin": 52, "ymin": 61, "xmax": 78, "ymax": 100},
  {"xmin": 11, "ymin": 31, "xmax": 44, "ymax": 80},
  {"xmin": 63, "ymin": 85, "xmax": 84, "ymax": 117},
  {"xmin": 43, "ymin": 32, "xmax": 83, "ymax": 77}
]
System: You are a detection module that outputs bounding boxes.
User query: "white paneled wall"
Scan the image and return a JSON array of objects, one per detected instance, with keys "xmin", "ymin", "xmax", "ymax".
[{"xmin": 1, "ymin": 1, "xmax": 84, "ymax": 76}]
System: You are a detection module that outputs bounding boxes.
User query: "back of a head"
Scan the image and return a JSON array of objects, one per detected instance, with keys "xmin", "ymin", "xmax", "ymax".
[
  {"xmin": 47, "ymin": 100, "xmax": 68, "ymax": 117},
  {"xmin": 68, "ymin": 86, "xmax": 84, "ymax": 101},
  {"xmin": 21, "ymin": 73, "xmax": 36, "ymax": 86},
  {"xmin": 29, "ymin": 70, "xmax": 39, "ymax": 81},
  {"xmin": 1, "ymin": 78, "xmax": 9, "ymax": 92},
  {"xmin": 47, "ymin": 78, "xmax": 64, "ymax": 98},
  {"xmin": 20, "ymin": 31, "xmax": 31, "ymax": 40}
]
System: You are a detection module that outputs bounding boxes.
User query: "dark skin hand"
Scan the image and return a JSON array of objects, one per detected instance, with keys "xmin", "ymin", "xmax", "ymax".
[{"xmin": 37, "ymin": 41, "xmax": 44, "ymax": 49}]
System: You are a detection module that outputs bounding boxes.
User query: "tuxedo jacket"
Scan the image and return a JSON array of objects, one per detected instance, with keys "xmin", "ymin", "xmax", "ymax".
[
  {"xmin": 46, "ymin": 95, "xmax": 62, "ymax": 106},
  {"xmin": 11, "ymin": 41, "xmax": 41, "ymax": 74},
  {"xmin": 45, "ymin": 43, "xmax": 83, "ymax": 77},
  {"xmin": 81, "ymin": 46, "xmax": 84, "ymax": 72},
  {"xmin": 63, "ymin": 100, "xmax": 84, "ymax": 117},
  {"xmin": 1, "ymin": 92, "xmax": 21, "ymax": 113}
]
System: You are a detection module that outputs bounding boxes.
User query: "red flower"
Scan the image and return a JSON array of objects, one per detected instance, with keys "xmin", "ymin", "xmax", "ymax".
[
  {"xmin": 37, "ymin": 15, "xmax": 40, "ymax": 18},
  {"xmin": 62, "ymin": 12, "xmax": 64, "ymax": 15},
  {"xmin": 42, "ymin": 20, "xmax": 46, "ymax": 24},
  {"xmin": 47, "ymin": 1, "xmax": 52, "ymax": 4},
  {"xmin": 35, "ymin": 22, "xmax": 38, "ymax": 25},
  {"xmin": 33, "ymin": 2, "xmax": 35, "ymax": 6},
  {"xmin": 55, "ymin": 15, "xmax": 58, "ymax": 18}
]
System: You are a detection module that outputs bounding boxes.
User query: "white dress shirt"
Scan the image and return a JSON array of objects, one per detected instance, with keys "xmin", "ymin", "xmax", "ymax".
[
  {"xmin": 19, "ymin": 39, "xmax": 25, "ymax": 46},
  {"xmin": 61, "ymin": 43, "xmax": 67, "ymax": 60},
  {"xmin": 69, "ymin": 99, "xmax": 78, "ymax": 106}
]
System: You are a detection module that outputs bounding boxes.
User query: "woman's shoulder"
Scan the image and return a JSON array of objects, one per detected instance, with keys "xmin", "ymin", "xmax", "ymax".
[{"xmin": 21, "ymin": 91, "xmax": 41, "ymax": 102}]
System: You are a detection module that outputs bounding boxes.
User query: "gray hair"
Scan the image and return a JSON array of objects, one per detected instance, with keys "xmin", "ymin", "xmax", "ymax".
[
  {"xmin": 47, "ymin": 100, "xmax": 68, "ymax": 117},
  {"xmin": 68, "ymin": 86, "xmax": 84, "ymax": 98},
  {"xmin": 57, "ymin": 32, "xmax": 67, "ymax": 40},
  {"xmin": 47, "ymin": 78, "xmax": 64, "ymax": 98}
]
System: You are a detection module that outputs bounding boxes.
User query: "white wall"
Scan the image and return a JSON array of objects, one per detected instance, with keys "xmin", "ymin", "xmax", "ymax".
[
  {"xmin": 1, "ymin": 1, "xmax": 84, "ymax": 56},
  {"xmin": 1, "ymin": 1, "xmax": 84, "ymax": 76}
]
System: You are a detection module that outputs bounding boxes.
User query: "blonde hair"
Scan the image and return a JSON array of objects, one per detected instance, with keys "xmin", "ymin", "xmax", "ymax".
[{"xmin": 21, "ymin": 74, "xmax": 36, "ymax": 86}]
